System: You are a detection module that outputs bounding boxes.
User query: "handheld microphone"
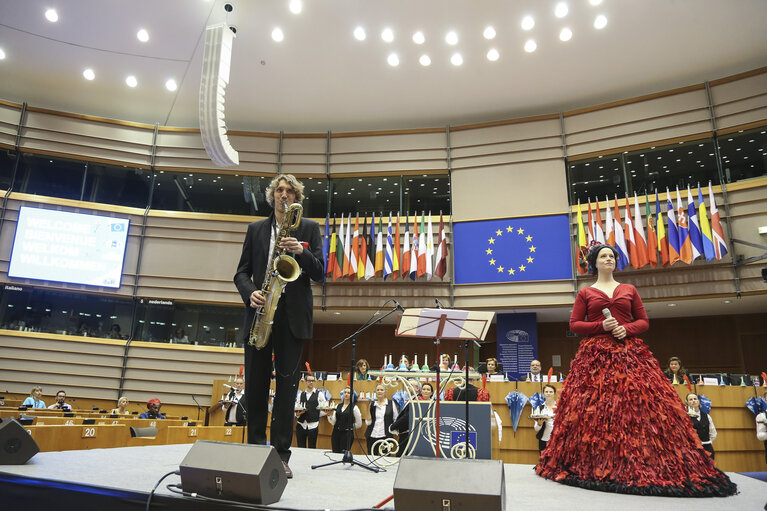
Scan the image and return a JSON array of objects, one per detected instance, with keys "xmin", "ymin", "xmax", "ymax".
[
  {"xmin": 392, "ymin": 299, "xmax": 405, "ymax": 312},
  {"xmin": 602, "ymin": 308, "xmax": 612, "ymax": 319}
]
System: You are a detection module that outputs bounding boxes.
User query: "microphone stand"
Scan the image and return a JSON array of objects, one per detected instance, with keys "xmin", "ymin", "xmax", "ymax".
[
  {"xmin": 191, "ymin": 395, "xmax": 203, "ymax": 422},
  {"xmin": 462, "ymin": 338, "xmax": 481, "ymax": 459},
  {"xmin": 312, "ymin": 303, "xmax": 402, "ymax": 473}
]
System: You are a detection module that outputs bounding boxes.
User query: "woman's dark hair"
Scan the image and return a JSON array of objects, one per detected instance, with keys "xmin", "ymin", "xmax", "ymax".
[
  {"xmin": 421, "ymin": 382, "xmax": 434, "ymax": 394},
  {"xmin": 665, "ymin": 356, "xmax": 687, "ymax": 375},
  {"xmin": 586, "ymin": 244, "xmax": 620, "ymax": 275}
]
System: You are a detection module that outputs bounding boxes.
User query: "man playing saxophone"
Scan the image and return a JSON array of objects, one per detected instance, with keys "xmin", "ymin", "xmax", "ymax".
[{"xmin": 234, "ymin": 174, "xmax": 324, "ymax": 479}]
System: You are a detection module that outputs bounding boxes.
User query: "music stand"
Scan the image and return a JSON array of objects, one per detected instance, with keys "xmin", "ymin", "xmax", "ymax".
[{"xmin": 396, "ymin": 308, "xmax": 494, "ymax": 458}]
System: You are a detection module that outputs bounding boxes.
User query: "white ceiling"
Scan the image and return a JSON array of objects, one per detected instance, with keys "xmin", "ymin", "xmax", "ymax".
[
  {"xmin": 1, "ymin": 0, "xmax": 767, "ymax": 133},
  {"xmin": 1, "ymin": 0, "xmax": 766, "ymax": 323}
]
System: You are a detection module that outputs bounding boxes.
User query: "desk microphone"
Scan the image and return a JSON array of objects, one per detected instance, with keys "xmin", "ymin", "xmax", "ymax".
[
  {"xmin": 435, "ymin": 299, "xmax": 444, "ymax": 309},
  {"xmin": 223, "ymin": 384, "xmax": 236, "ymax": 390}
]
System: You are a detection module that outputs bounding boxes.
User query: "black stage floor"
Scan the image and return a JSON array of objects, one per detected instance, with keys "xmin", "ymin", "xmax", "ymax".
[{"xmin": 0, "ymin": 443, "xmax": 764, "ymax": 511}]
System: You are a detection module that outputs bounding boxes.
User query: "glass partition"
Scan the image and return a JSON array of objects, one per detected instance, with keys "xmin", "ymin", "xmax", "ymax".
[
  {"xmin": 18, "ymin": 153, "xmax": 86, "ymax": 200},
  {"xmin": 133, "ymin": 299, "xmax": 243, "ymax": 347},
  {"xmin": 718, "ymin": 127, "xmax": 767, "ymax": 183},
  {"xmin": 0, "ymin": 149, "xmax": 16, "ymax": 190}
]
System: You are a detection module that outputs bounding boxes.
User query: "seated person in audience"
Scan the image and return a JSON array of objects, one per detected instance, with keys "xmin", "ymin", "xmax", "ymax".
[
  {"xmin": 107, "ymin": 324, "xmax": 123, "ymax": 340},
  {"xmin": 444, "ymin": 382, "xmax": 490, "ymax": 402},
  {"xmin": 389, "ymin": 379, "xmax": 421, "ymax": 456},
  {"xmin": 170, "ymin": 327, "xmax": 190, "ymax": 344},
  {"xmin": 295, "ymin": 374, "xmax": 326, "ymax": 448},
  {"xmin": 485, "ymin": 357, "xmax": 500, "ymax": 375},
  {"xmin": 327, "ymin": 387, "xmax": 362, "ymax": 453},
  {"xmin": 22, "ymin": 386, "xmax": 46, "ymax": 408},
  {"xmin": 365, "ymin": 383, "xmax": 399, "ymax": 455},
  {"xmin": 686, "ymin": 393, "xmax": 717, "ymax": 459},
  {"xmin": 355, "ymin": 359, "xmax": 372, "ymax": 380},
  {"xmin": 420, "ymin": 382, "xmax": 434, "ymax": 401},
  {"xmin": 663, "ymin": 356, "xmax": 688, "ymax": 384},
  {"xmin": 139, "ymin": 398, "xmax": 167, "ymax": 419},
  {"xmin": 222, "ymin": 377, "xmax": 247, "ymax": 426},
  {"xmin": 529, "ymin": 360, "xmax": 543, "ymax": 381},
  {"xmin": 111, "ymin": 396, "xmax": 131, "ymax": 415},
  {"xmin": 532, "ymin": 384, "xmax": 557, "ymax": 452},
  {"xmin": 47, "ymin": 389, "xmax": 72, "ymax": 411},
  {"xmin": 432, "ymin": 353, "xmax": 452, "ymax": 372},
  {"xmin": 755, "ymin": 391, "xmax": 767, "ymax": 463}
]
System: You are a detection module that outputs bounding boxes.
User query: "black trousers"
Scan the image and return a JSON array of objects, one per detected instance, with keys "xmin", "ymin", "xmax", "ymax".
[
  {"xmin": 702, "ymin": 443, "xmax": 715, "ymax": 459},
  {"xmin": 395, "ymin": 432, "xmax": 409, "ymax": 457},
  {"xmin": 244, "ymin": 305, "xmax": 304, "ymax": 463},
  {"xmin": 331, "ymin": 428, "xmax": 353, "ymax": 453},
  {"xmin": 295, "ymin": 425, "xmax": 319, "ymax": 448},
  {"xmin": 538, "ymin": 439, "xmax": 548, "ymax": 453}
]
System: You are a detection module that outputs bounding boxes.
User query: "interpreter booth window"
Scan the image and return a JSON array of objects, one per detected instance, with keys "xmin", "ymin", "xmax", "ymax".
[
  {"xmin": 568, "ymin": 156, "xmax": 625, "ymax": 206},
  {"xmin": 299, "ymin": 176, "xmax": 329, "ymax": 218},
  {"xmin": 403, "ymin": 174, "xmax": 451, "ymax": 215},
  {"xmin": 0, "ymin": 149, "xmax": 16, "ymax": 190},
  {"xmin": 17, "ymin": 153, "xmax": 86, "ymax": 201},
  {"xmin": 623, "ymin": 139, "xmax": 720, "ymax": 195},
  {"xmin": 151, "ymin": 171, "xmax": 259, "ymax": 216},
  {"xmin": 718, "ymin": 126, "xmax": 767, "ymax": 183},
  {"xmin": 84, "ymin": 162, "xmax": 152, "ymax": 209},
  {"xmin": 329, "ymin": 175, "xmax": 402, "ymax": 216},
  {"xmin": 0, "ymin": 286, "xmax": 133, "ymax": 339},
  {"xmin": 133, "ymin": 299, "xmax": 243, "ymax": 347}
]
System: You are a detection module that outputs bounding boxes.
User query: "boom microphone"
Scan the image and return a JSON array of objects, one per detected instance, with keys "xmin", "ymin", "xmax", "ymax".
[{"xmin": 392, "ymin": 299, "xmax": 405, "ymax": 312}]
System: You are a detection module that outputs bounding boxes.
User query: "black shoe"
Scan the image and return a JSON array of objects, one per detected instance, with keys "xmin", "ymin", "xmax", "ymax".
[{"xmin": 282, "ymin": 461, "xmax": 293, "ymax": 479}]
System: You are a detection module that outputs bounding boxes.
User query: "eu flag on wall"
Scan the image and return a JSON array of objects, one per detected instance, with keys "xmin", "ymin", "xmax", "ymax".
[{"xmin": 453, "ymin": 214, "xmax": 573, "ymax": 284}]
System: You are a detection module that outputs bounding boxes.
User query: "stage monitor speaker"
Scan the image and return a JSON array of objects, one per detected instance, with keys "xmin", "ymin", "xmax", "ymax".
[
  {"xmin": 394, "ymin": 456, "xmax": 505, "ymax": 511},
  {"xmin": 0, "ymin": 418, "xmax": 40, "ymax": 464},
  {"xmin": 179, "ymin": 440, "xmax": 286, "ymax": 505}
]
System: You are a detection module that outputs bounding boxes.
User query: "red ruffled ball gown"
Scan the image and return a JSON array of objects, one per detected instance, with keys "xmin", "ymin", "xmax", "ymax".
[{"xmin": 535, "ymin": 284, "xmax": 737, "ymax": 497}]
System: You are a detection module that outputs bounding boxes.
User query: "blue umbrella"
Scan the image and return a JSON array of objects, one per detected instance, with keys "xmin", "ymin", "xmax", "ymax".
[
  {"xmin": 321, "ymin": 388, "xmax": 332, "ymax": 401},
  {"xmin": 391, "ymin": 389, "xmax": 409, "ymax": 411},
  {"xmin": 746, "ymin": 396, "xmax": 767, "ymax": 416},
  {"xmin": 698, "ymin": 394, "xmax": 711, "ymax": 414},
  {"xmin": 528, "ymin": 392, "xmax": 544, "ymax": 411},
  {"xmin": 505, "ymin": 391, "xmax": 528, "ymax": 433}
]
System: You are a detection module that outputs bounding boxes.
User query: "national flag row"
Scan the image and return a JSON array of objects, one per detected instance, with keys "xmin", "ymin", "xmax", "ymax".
[
  {"xmin": 575, "ymin": 181, "xmax": 728, "ymax": 273},
  {"xmin": 322, "ymin": 212, "xmax": 449, "ymax": 281}
]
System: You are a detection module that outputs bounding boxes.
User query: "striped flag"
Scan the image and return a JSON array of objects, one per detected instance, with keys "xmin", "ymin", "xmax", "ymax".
[
  {"xmin": 645, "ymin": 191, "xmax": 658, "ymax": 268},
  {"xmin": 349, "ymin": 214, "xmax": 359, "ymax": 281},
  {"xmin": 576, "ymin": 201, "xmax": 588, "ymax": 274},
  {"xmin": 632, "ymin": 192, "xmax": 649, "ymax": 268},
  {"xmin": 426, "ymin": 212, "xmax": 434, "ymax": 280},
  {"xmin": 384, "ymin": 213, "xmax": 394, "ymax": 280},
  {"xmin": 666, "ymin": 188, "xmax": 681, "ymax": 265},
  {"xmin": 623, "ymin": 195, "xmax": 640, "ymax": 269},
  {"xmin": 587, "ymin": 199, "xmax": 595, "ymax": 245},
  {"xmin": 687, "ymin": 186, "xmax": 704, "ymax": 261},
  {"xmin": 327, "ymin": 215, "xmax": 338, "ymax": 279},
  {"xmin": 358, "ymin": 216, "xmax": 368, "ymax": 279},
  {"xmin": 434, "ymin": 213, "xmax": 448, "ymax": 279},
  {"xmin": 336, "ymin": 213, "xmax": 346, "ymax": 279},
  {"xmin": 656, "ymin": 191, "xmax": 669, "ymax": 267},
  {"xmin": 322, "ymin": 214, "xmax": 330, "ymax": 275},
  {"xmin": 375, "ymin": 214, "xmax": 384, "ymax": 276},
  {"xmin": 410, "ymin": 213, "xmax": 419, "ymax": 280},
  {"xmin": 708, "ymin": 182, "xmax": 728, "ymax": 260},
  {"xmin": 594, "ymin": 198, "xmax": 605, "ymax": 244},
  {"xmin": 676, "ymin": 186, "xmax": 693, "ymax": 264},
  {"xmin": 366, "ymin": 213, "xmax": 376, "ymax": 279},
  {"xmin": 613, "ymin": 195, "xmax": 629, "ymax": 270},
  {"xmin": 604, "ymin": 195, "xmax": 615, "ymax": 247},
  {"xmin": 393, "ymin": 213, "xmax": 401, "ymax": 280},
  {"xmin": 343, "ymin": 214, "xmax": 352, "ymax": 278},
  {"xmin": 401, "ymin": 214, "xmax": 411, "ymax": 278},
  {"xmin": 698, "ymin": 185, "xmax": 716, "ymax": 261},
  {"xmin": 417, "ymin": 212, "xmax": 427, "ymax": 278}
]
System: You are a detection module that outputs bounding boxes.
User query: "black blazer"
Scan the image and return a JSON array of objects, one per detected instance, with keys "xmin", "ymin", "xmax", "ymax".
[{"xmin": 233, "ymin": 213, "xmax": 324, "ymax": 340}]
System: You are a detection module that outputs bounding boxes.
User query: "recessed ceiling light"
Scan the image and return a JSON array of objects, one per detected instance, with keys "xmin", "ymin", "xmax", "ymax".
[
  {"xmin": 667, "ymin": 303, "xmax": 677, "ymax": 307},
  {"xmin": 594, "ymin": 15, "xmax": 608, "ymax": 29},
  {"xmin": 521, "ymin": 16, "xmax": 535, "ymax": 31},
  {"xmin": 0, "ymin": 48, "xmax": 6, "ymax": 60},
  {"xmin": 555, "ymin": 2, "xmax": 569, "ymax": 18},
  {"xmin": 419, "ymin": 54, "xmax": 431, "ymax": 66},
  {"xmin": 486, "ymin": 48, "xmax": 499, "ymax": 61},
  {"xmin": 524, "ymin": 39, "xmax": 537, "ymax": 53},
  {"xmin": 450, "ymin": 53, "xmax": 463, "ymax": 66},
  {"xmin": 559, "ymin": 27, "xmax": 573, "ymax": 41},
  {"xmin": 289, "ymin": 0, "xmax": 302, "ymax": 14},
  {"xmin": 137, "ymin": 29, "xmax": 149, "ymax": 42},
  {"xmin": 271, "ymin": 27, "xmax": 284, "ymax": 42},
  {"xmin": 381, "ymin": 28, "xmax": 394, "ymax": 42},
  {"xmin": 445, "ymin": 31, "xmax": 458, "ymax": 45},
  {"xmin": 165, "ymin": 79, "xmax": 177, "ymax": 91},
  {"xmin": 387, "ymin": 53, "xmax": 399, "ymax": 66},
  {"xmin": 353, "ymin": 26, "xmax": 366, "ymax": 41},
  {"xmin": 483, "ymin": 26, "xmax": 496, "ymax": 40},
  {"xmin": 83, "ymin": 68, "xmax": 95, "ymax": 80},
  {"xmin": 126, "ymin": 75, "xmax": 138, "ymax": 87},
  {"xmin": 45, "ymin": 9, "xmax": 58, "ymax": 22},
  {"xmin": 412, "ymin": 31, "xmax": 425, "ymax": 44},
  {"xmin": 589, "ymin": 0, "xmax": 603, "ymax": 5}
]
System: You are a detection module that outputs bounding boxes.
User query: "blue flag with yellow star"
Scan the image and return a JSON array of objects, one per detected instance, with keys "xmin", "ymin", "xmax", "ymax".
[{"xmin": 453, "ymin": 214, "xmax": 573, "ymax": 284}]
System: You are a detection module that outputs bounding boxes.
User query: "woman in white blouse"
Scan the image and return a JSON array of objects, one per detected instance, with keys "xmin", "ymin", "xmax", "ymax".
[
  {"xmin": 686, "ymin": 393, "xmax": 717, "ymax": 459},
  {"xmin": 533, "ymin": 384, "xmax": 557, "ymax": 452}
]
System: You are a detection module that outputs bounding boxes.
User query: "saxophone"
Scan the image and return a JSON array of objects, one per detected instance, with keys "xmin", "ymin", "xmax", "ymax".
[{"xmin": 248, "ymin": 202, "xmax": 303, "ymax": 349}]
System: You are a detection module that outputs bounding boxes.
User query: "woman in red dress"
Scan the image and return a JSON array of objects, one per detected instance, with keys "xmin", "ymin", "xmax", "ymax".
[{"xmin": 535, "ymin": 244, "xmax": 736, "ymax": 497}]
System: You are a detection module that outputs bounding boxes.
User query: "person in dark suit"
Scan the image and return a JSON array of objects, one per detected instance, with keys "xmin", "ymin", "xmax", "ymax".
[{"xmin": 234, "ymin": 174, "xmax": 324, "ymax": 479}]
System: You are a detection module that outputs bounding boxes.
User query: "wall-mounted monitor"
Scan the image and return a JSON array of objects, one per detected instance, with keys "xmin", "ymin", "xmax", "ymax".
[{"xmin": 8, "ymin": 207, "xmax": 130, "ymax": 288}]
